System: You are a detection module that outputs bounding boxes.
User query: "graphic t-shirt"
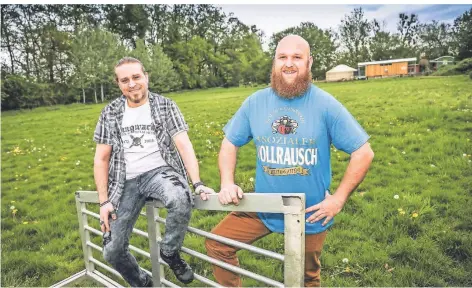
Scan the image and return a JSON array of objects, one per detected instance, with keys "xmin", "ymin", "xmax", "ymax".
[
  {"xmin": 121, "ymin": 100, "xmax": 167, "ymax": 179},
  {"xmin": 223, "ymin": 84, "xmax": 370, "ymax": 234}
]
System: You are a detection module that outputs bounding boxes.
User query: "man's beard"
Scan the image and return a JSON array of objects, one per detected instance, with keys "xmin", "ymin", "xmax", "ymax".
[
  {"xmin": 270, "ymin": 62, "xmax": 312, "ymax": 99},
  {"xmin": 127, "ymin": 87, "xmax": 147, "ymax": 104}
]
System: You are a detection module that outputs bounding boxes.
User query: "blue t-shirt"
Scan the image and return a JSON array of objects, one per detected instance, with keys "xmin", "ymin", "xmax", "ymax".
[{"xmin": 223, "ymin": 84, "xmax": 370, "ymax": 234}]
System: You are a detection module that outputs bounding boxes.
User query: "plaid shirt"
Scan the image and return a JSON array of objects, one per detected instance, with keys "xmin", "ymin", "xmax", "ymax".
[{"xmin": 93, "ymin": 91, "xmax": 189, "ymax": 209}]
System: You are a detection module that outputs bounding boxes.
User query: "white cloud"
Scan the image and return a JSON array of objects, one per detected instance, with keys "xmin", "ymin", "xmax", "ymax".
[{"xmin": 218, "ymin": 4, "xmax": 467, "ymax": 50}]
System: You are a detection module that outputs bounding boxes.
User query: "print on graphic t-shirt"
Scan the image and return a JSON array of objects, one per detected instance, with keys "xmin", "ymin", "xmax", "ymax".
[
  {"xmin": 121, "ymin": 124, "xmax": 158, "ymax": 149},
  {"xmin": 257, "ymin": 107, "xmax": 317, "ymax": 177}
]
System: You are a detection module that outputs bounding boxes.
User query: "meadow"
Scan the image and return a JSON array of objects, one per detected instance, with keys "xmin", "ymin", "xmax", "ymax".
[{"xmin": 2, "ymin": 75, "xmax": 472, "ymax": 287}]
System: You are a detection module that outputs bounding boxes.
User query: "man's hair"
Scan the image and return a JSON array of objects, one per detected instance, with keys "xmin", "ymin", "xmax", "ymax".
[{"xmin": 114, "ymin": 57, "xmax": 146, "ymax": 82}]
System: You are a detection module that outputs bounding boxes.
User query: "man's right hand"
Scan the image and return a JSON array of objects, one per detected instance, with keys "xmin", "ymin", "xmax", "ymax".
[
  {"xmin": 99, "ymin": 202, "xmax": 116, "ymax": 232},
  {"xmin": 218, "ymin": 184, "xmax": 244, "ymax": 205}
]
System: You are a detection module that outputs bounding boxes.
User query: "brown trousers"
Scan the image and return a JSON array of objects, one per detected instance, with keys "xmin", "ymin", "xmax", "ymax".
[{"xmin": 205, "ymin": 212, "xmax": 328, "ymax": 287}]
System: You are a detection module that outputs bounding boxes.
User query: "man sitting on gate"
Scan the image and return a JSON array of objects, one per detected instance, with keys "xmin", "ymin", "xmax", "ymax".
[
  {"xmin": 93, "ymin": 57, "xmax": 214, "ymax": 286},
  {"xmin": 205, "ymin": 35, "xmax": 374, "ymax": 287}
]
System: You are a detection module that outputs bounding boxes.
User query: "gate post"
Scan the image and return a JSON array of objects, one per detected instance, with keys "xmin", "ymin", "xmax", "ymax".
[
  {"xmin": 75, "ymin": 192, "xmax": 95, "ymax": 272},
  {"xmin": 146, "ymin": 202, "xmax": 163, "ymax": 286},
  {"xmin": 282, "ymin": 194, "xmax": 305, "ymax": 287}
]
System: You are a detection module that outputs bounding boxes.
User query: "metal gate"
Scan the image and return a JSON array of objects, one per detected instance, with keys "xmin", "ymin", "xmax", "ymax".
[{"xmin": 52, "ymin": 190, "xmax": 305, "ymax": 287}]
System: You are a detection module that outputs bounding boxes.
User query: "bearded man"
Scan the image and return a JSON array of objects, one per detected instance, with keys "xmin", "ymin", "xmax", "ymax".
[{"xmin": 204, "ymin": 35, "xmax": 374, "ymax": 287}]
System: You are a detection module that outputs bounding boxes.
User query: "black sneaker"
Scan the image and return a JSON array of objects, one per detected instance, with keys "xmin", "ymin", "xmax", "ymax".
[{"xmin": 160, "ymin": 249, "xmax": 194, "ymax": 284}]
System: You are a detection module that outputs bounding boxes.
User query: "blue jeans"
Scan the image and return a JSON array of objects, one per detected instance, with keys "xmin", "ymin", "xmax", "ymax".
[{"xmin": 102, "ymin": 166, "xmax": 193, "ymax": 287}]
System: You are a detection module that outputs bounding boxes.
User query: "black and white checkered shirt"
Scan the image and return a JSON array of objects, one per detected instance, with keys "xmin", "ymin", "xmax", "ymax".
[{"xmin": 93, "ymin": 91, "xmax": 189, "ymax": 209}]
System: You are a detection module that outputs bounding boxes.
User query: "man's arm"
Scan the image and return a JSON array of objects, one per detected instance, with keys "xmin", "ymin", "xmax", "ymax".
[
  {"xmin": 94, "ymin": 144, "xmax": 115, "ymax": 232},
  {"xmin": 94, "ymin": 144, "xmax": 111, "ymax": 203},
  {"xmin": 218, "ymin": 137, "xmax": 244, "ymax": 205},
  {"xmin": 173, "ymin": 131, "xmax": 214, "ymax": 200},
  {"xmin": 332, "ymin": 142, "xmax": 374, "ymax": 205},
  {"xmin": 306, "ymin": 142, "xmax": 374, "ymax": 225},
  {"xmin": 173, "ymin": 131, "xmax": 200, "ymax": 184}
]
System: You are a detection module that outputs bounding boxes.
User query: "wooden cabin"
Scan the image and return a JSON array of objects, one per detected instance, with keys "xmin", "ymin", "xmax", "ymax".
[{"xmin": 357, "ymin": 58, "xmax": 417, "ymax": 79}]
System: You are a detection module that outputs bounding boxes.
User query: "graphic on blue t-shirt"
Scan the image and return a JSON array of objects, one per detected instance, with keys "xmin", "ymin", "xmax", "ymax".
[
  {"xmin": 223, "ymin": 84, "xmax": 370, "ymax": 235},
  {"xmin": 272, "ymin": 115, "xmax": 299, "ymax": 134},
  {"xmin": 258, "ymin": 111, "xmax": 315, "ymax": 177}
]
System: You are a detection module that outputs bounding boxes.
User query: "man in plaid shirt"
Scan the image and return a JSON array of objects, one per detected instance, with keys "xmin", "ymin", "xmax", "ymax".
[{"xmin": 93, "ymin": 57, "xmax": 214, "ymax": 286}]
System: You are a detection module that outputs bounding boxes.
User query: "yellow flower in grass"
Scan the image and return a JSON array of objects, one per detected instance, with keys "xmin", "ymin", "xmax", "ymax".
[
  {"xmin": 412, "ymin": 212, "xmax": 419, "ymax": 218},
  {"xmin": 23, "ymin": 221, "xmax": 28, "ymax": 225},
  {"xmin": 12, "ymin": 146, "xmax": 23, "ymax": 155},
  {"xmin": 400, "ymin": 211, "xmax": 406, "ymax": 215}
]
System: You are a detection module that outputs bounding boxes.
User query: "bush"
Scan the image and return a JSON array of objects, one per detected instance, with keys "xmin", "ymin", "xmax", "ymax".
[
  {"xmin": 456, "ymin": 58, "xmax": 472, "ymax": 73},
  {"xmin": 1, "ymin": 74, "xmax": 31, "ymax": 110},
  {"xmin": 432, "ymin": 58, "xmax": 472, "ymax": 76},
  {"xmin": 1, "ymin": 74, "xmax": 82, "ymax": 111}
]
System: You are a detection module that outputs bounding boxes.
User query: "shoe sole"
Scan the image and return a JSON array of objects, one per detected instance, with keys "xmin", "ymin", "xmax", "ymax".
[{"xmin": 177, "ymin": 274, "xmax": 194, "ymax": 284}]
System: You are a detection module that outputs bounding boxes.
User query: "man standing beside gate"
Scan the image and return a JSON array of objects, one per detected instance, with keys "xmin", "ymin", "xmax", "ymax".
[
  {"xmin": 205, "ymin": 35, "xmax": 374, "ymax": 286},
  {"xmin": 93, "ymin": 57, "xmax": 214, "ymax": 286}
]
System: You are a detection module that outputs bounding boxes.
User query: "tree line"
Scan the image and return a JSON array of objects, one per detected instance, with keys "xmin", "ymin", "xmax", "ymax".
[{"xmin": 1, "ymin": 5, "xmax": 471, "ymax": 110}]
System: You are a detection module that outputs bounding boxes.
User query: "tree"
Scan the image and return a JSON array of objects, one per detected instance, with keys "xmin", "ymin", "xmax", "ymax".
[
  {"xmin": 338, "ymin": 7, "xmax": 372, "ymax": 67},
  {"xmin": 397, "ymin": 13, "xmax": 420, "ymax": 47},
  {"xmin": 452, "ymin": 8, "xmax": 472, "ymax": 60},
  {"xmin": 1, "ymin": 6, "xmax": 19, "ymax": 74},
  {"xmin": 130, "ymin": 39, "xmax": 181, "ymax": 92},
  {"xmin": 419, "ymin": 20, "xmax": 452, "ymax": 60},
  {"xmin": 145, "ymin": 4, "xmax": 169, "ymax": 45},
  {"xmin": 90, "ymin": 29, "xmax": 126, "ymax": 102},
  {"xmin": 170, "ymin": 37, "xmax": 214, "ymax": 89},
  {"xmin": 69, "ymin": 28, "xmax": 95, "ymax": 103},
  {"xmin": 396, "ymin": 13, "xmax": 420, "ymax": 57},
  {"xmin": 369, "ymin": 19, "xmax": 400, "ymax": 61},
  {"xmin": 0, "ymin": 4, "xmax": 273, "ymax": 110},
  {"xmin": 103, "ymin": 4, "xmax": 150, "ymax": 48},
  {"xmin": 147, "ymin": 44, "xmax": 182, "ymax": 92}
]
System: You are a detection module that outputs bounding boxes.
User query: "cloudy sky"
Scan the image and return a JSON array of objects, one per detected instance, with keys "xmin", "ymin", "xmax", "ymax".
[{"xmin": 217, "ymin": 4, "xmax": 472, "ymax": 50}]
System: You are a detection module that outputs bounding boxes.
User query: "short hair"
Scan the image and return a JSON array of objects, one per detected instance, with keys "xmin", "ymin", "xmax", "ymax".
[{"xmin": 114, "ymin": 57, "xmax": 146, "ymax": 82}]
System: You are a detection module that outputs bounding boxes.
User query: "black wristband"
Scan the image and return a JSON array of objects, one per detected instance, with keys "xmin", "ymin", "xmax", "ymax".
[
  {"xmin": 193, "ymin": 181, "xmax": 204, "ymax": 190},
  {"xmin": 100, "ymin": 200, "xmax": 110, "ymax": 207}
]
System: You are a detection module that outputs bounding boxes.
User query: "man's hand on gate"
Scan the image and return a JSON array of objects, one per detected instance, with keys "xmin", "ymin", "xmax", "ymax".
[
  {"xmin": 305, "ymin": 191, "xmax": 344, "ymax": 226},
  {"xmin": 218, "ymin": 184, "xmax": 244, "ymax": 205},
  {"xmin": 100, "ymin": 202, "xmax": 116, "ymax": 232},
  {"xmin": 195, "ymin": 185, "xmax": 216, "ymax": 201}
]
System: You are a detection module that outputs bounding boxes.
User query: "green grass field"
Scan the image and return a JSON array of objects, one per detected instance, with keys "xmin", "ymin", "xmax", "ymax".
[{"xmin": 2, "ymin": 75, "xmax": 472, "ymax": 287}]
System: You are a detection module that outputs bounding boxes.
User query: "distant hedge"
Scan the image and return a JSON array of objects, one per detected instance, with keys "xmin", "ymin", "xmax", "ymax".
[{"xmin": 432, "ymin": 58, "xmax": 472, "ymax": 76}]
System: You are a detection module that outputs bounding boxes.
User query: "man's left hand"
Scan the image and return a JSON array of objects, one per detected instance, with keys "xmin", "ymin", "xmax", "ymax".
[
  {"xmin": 195, "ymin": 185, "xmax": 216, "ymax": 201},
  {"xmin": 305, "ymin": 191, "xmax": 344, "ymax": 226}
]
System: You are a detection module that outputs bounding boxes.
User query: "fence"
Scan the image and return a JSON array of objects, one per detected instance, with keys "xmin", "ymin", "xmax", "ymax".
[{"xmin": 51, "ymin": 190, "xmax": 306, "ymax": 287}]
